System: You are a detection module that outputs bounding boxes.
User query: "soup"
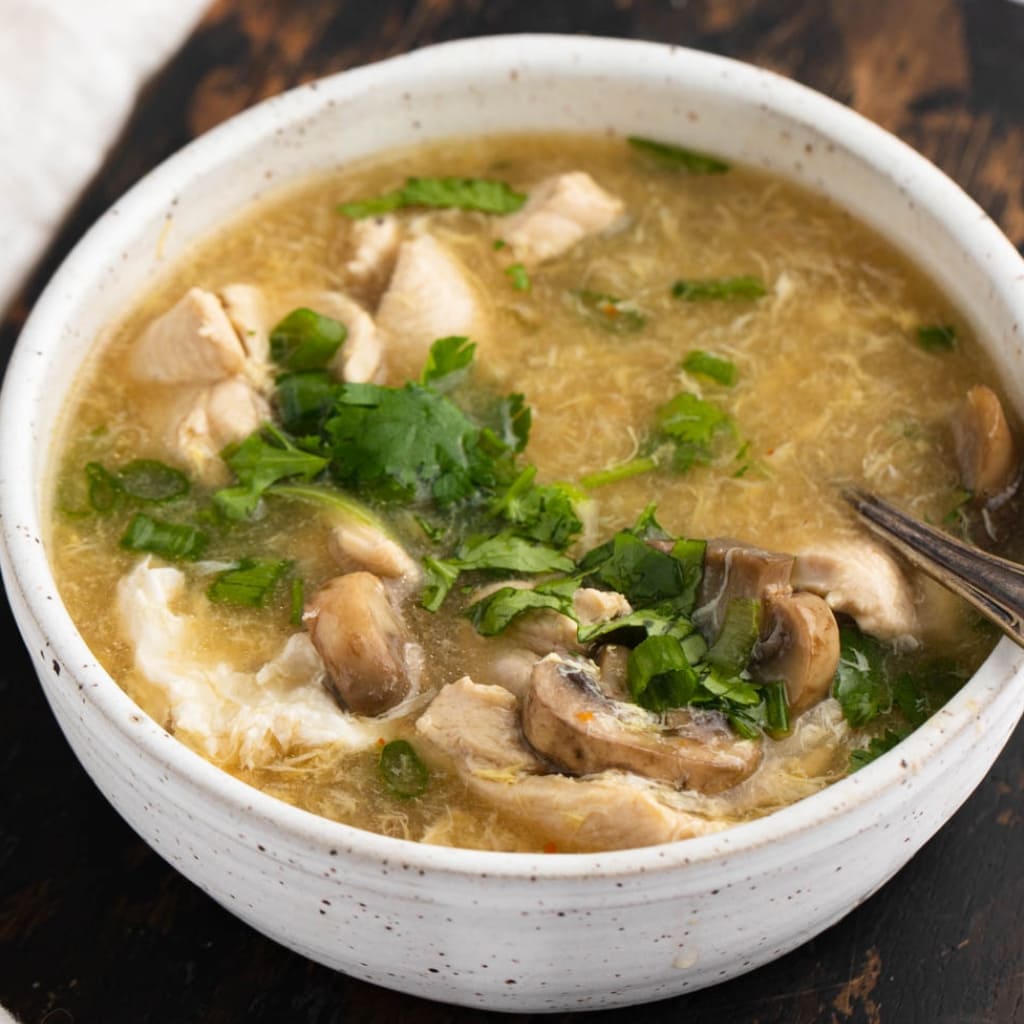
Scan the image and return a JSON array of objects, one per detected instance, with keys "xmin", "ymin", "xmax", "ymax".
[{"xmin": 48, "ymin": 133, "xmax": 1016, "ymax": 853}]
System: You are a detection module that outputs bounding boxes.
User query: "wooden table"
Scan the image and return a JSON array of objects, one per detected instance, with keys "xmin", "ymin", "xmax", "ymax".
[{"xmin": 2, "ymin": 2, "xmax": 1023, "ymax": 1021}]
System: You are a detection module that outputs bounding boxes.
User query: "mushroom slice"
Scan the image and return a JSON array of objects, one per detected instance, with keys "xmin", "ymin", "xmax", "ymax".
[
  {"xmin": 695, "ymin": 538, "xmax": 794, "ymax": 640},
  {"xmin": 304, "ymin": 572, "xmax": 412, "ymax": 716},
  {"xmin": 951, "ymin": 384, "xmax": 1020, "ymax": 504},
  {"xmin": 752, "ymin": 591, "xmax": 840, "ymax": 713},
  {"xmin": 522, "ymin": 656, "xmax": 761, "ymax": 794}
]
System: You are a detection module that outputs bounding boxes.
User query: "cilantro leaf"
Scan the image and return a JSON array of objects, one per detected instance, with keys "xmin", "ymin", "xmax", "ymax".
[
  {"xmin": 849, "ymin": 728, "xmax": 908, "ymax": 770},
  {"xmin": 275, "ymin": 370, "xmax": 342, "ymax": 436},
  {"xmin": 490, "ymin": 468, "xmax": 584, "ymax": 548},
  {"xmin": 917, "ymin": 324, "xmax": 957, "ymax": 352},
  {"xmin": 420, "ymin": 336, "xmax": 476, "ymax": 389},
  {"xmin": 270, "ymin": 308, "xmax": 346, "ymax": 371},
  {"xmin": 119, "ymin": 513, "xmax": 208, "ymax": 561},
  {"xmin": 655, "ymin": 392, "xmax": 736, "ymax": 471},
  {"xmin": 571, "ymin": 290, "xmax": 647, "ymax": 333},
  {"xmin": 627, "ymin": 136, "xmax": 729, "ymax": 174},
  {"xmin": 579, "ymin": 531, "xmax": 687, "ymax": 607},
  {"xmin": 468, "ymin": 586, "xmax": 573, "ymax": 636},
  {"xmin": 682, "ymin": 350, "xmax": 737, "ymax": 386},
  {"xmin": 672, "ymin": 276, "xmax": 766, "ymax": 301},
  {"xmin": 207, "ymin": 558, "xmax": 291, "ymax": 608},
  {"xmin": 326, "ymin": 381, "xmax": 490, "ymax": 506},
  {"xmin": 215, "ymin": 427, "xmax": 329, "ymax": 520},
  {"xmin": 833, "ymin": 626, "xmax": 892, "ymax": 727},
  {"xmin": 338, "ymin": 177, "xmax": 526, "ymax": 218},
  {"xmin": 505, "ymin": 263, "xmax": 530, "ymax": 291}
]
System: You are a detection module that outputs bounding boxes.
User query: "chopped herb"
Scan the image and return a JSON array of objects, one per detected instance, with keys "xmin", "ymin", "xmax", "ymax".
[
  {"xmin": 493, "ymin": 239, "xmax": 507, "ymax": 250},
  {"xmin": 482, "ymin": 391, "xmax": 532, "ymax": 455},
  {"xmin": 119, "ymin": 513, "xmax": 208, "ymax": 561},
  {"xmin": 489, "ymin": 469, "xmax": 583, "ymax": 548},
  {"xmin": 579, "ymin": 457, "xmax": 657, "ymax": 489},
  {"xmin": 672, "ymin": 276, "xmax": 766, "ymax": 301},
  {"xmin": 849, "ymin": 728, "xmax": 908, "ymax": 770},
  {"xmin": 420, "ymin": 336, "xmax": 476, "ymax": 389},
  {"xmin": 207, "ymin": 558, "xmax": 291, "ymax": 608},
  {"xmin": 421, "ymin": 557, "xmax": 463, "ymax": 612},
  {"xmin": 682, "ymin": 350, "xmax": 738, "ymax": 386},
  {"xmin": 414, "ymin": 515, "xmax": 447, "ymax": 543},
  {"xmin": 832, "ymin": 626, "xmax": 891, "ymax": 727},
  {"xmin": 705, "ymin": 598, "xmax": 761, "ymax": 675},
  {"xmin": 378, "ymin": 739, "xmax": 430, "ymax": 799},
  {"xmin": 762, "ymin": 682, "xmax": 791, "ymax": 737},
  {"xmin": 468, "ymin": 586, "xmax": 571, "ymax": 636},
  {"xmin": 85, "ymin": 462, "xmax": 121, "ymax": 512},
  {"xmin": 627, "ymin": 136, "xmax": 729, "ymax": 174},
  {"xmin": 572, "ymin": 289, "xmax": 647, "ymax": 333},
  {"xmin": 215, "ymin": 427, "xmax": 329, "ymax": 520},
  {"xmin": 290, "ymin": 577, "xmax": 305, "ymax": 626},
  {"xmin": 656, "ymin": 391, "xmax": 736, "ymax": 472},
  {"xmin": 505, "ymin": 263, "xmax": 530, "ymax": 291},
  {"xmin": 576, "ymin": 604, "xmax": 696, "ymax": 645},
  {"xmin": 580, "ymin": 531, "xmax": 688, "ymax": 608},
  {"xmin": 917, "ymin": 324, "xmax": 957, "ymax": 352},
  {"xmin": 628, "ymin": 635, "xmax": 699, "ymax": 712},
  {"xmin": 116, "ymin": 459, "xmax": 190, "ymax": 503},
  {"xmin": 275, "ymin": 370, "xmax": 341, "ymax": 437},
  {"xmin": 270, "ymin": 308, "xmax": 346, "ymax": 371},
  {"xmin": 338, "ymin": 177, "xmax": 526, "ymax": 219}
]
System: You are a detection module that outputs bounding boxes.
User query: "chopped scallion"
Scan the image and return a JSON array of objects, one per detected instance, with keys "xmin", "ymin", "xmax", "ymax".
[
  {"xmin": 270, "ymin": 308, "xmax": 347, "ymax": 371},
  {"xmin": 207, "ymin": 558, "xmax": 291, "ymax": 608},
  {"xmin": 672, "ymin": 276, "xmax": 766, "ymax": 301},
  {"xmin": 119, "ymin": 513, "xmax": 208, "ymax": 561},
  {"xmin": 379, "ymin": 739, "xmax": 430, "ymax": 799}
]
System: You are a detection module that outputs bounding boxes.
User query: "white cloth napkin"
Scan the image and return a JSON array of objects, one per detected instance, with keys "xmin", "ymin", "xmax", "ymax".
[{"xmin": 0, "ymin": 0, "xmax": 210, "ymax": 317}]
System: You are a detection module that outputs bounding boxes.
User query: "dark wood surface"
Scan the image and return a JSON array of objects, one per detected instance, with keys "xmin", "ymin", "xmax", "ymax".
[{"xmin": 3, "ymin": 2, "xmax": 1024, "ymax": 1021}]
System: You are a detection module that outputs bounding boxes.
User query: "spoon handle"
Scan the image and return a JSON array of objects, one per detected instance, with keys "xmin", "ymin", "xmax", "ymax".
[{"xmin": 843, "ymin": 488, "xmax": 1024, "ymax": 648}]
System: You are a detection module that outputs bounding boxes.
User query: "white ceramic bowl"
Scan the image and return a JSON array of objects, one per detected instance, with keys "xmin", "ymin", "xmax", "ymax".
[{"xmin": 3, "ymin": 35, "xmax": 1024, "ymax": 1013}]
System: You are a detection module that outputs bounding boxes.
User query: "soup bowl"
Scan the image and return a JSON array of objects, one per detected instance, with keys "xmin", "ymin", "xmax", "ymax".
[{"xmin": 2, "ymin": 35, "xmax": 1024, "ymax": 1012}]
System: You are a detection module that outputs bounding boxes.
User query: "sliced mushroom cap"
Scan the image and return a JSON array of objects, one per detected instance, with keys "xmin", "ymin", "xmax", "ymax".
[
  {"xmin": 951, "ymin": 384, "xmax": 1020, "ymax": 503},
  {"xmin": 522, "ymin": 656, "xmax": 761, "ymax": 794},
  {"xmin": 753, "ymin": 591, "xmax": 840, "ymax": 713},
  {"xmin": 695, "ymin": 538, "xmax": 794, "ymax": 640},
  {"xmin": 304, "ymin": 572, "xmax": 411, "ymax": 716}
]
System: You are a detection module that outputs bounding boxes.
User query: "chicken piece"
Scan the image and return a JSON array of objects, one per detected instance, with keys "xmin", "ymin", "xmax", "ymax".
[
  {"xmin": 376, "ymin": 236, "xmax": 489, "ymax": 383},
  {"xmin": 523, "ymin": 656, "xmax": 761, "ymax": 794},
  {"xmin": 507, "ymin": 609, "xmax": 580, "ymax": 656},
  {"xmin": 218, "ymin": 283, "xmax": 270, "ymax": 367},
  {"xmin": 695, "ymin": 538, "xmax": 794, "ymax": 641},
  {"xmin": 415, "ymin": 676, "xmax": 726, "ymax": 852},
  {"xmin": 291, "ymin": 290, "xmax": 384, "ymax": 385},
  {"xmin": 133, "ymin": 287, "xmax": 247, "ymax": 383},
  {"xmin": 496, "ymin": 172, "xmax": 624, "ymax": 265},
  {"xmin": 483, "ymin": 642, "xmax": 542, "ymax": 698},
  {"xmin": 572, "ymin": 587, "xmax": 632, "ymax": 625},
  {"xmin": 951, "ymin": 384, "xmax": 1020, "ymax": 504},
  {"xmin": 752, "ymin": 591, "xmax": 840, "ymax": 713},
  {"xmin": 305, "ymin": 572, "xmax": 413, "ymax": 715},
  {"xmin": 793, "ymin": 536, "xmax": 918, "ymax": 645},
  {"xmin": 328, "ymin": 518, "xmax": 422, "ymax": 589},
  {"xmin": 174, "ymin": 376, "xmax": 269, "ymax": 484},
  {"xmin": 345, "ymin": 215, "xmax": 402, "ymax": 297}
]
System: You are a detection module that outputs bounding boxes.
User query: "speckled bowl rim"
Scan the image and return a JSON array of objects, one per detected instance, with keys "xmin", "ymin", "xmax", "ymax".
[{"xmin": 3, "ymin": 34, "xmax": 1024, "ymax": 882}]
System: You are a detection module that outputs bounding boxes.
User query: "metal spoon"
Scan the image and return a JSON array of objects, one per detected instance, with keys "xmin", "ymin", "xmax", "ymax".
[{"xmin": 843, "ymin": 488, "xmax": 1024, "ymax": 649}]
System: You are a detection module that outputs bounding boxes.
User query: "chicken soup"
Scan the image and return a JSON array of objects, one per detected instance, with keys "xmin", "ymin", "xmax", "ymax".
[{"xmin": 48, "ymin": 133, "xmax": 1017, "ymax": 853}]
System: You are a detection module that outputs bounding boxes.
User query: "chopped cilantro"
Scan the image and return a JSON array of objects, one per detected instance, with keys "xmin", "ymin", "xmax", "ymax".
[
  {"xmin": 420, "ymin": 335, "xmax": 476, "ymax": 389},
  {"xmin": 338, "ymin": 177, "xmax": 526, "ymax": 219},
  {"xmin": 468, "ymin": 586, "xmax": 572, "ymax": 636},
  {"xmin": 505, "ymin": 263, "xmax": 530, "ymax": 291},
  {"xmin": 571, "ymin": 289, "xmax": 647, "ymax": 333},
  {"xmin": 917, "ymin": 324, "xmax": 957, "ymax": 352},
  {"xmin": 672, "ymin": 276, "xmax": 766, "ymax": 301},
  {"xmin": 627, "ymin": 136, "xmax": 729, "ymax": 174},
  {"xmin": 628, "ymin": 635, "xmax": 700, "ymax": 711},
  {"xmin": 379, "ymin": 740, "xmax": 430, "ymax": 799},
  {"xmin": 215, "ymin": 427, "xmax": 329, "ymax": 520},
  {"xmin": 275, "ymin": 370, "xmax": 341, "ymax": 437},
  {"xmin": 207, "ymin": 558, "xmax": 291, "ymax": 608},
  {"xmin": 655, "ymin": 391, "xmax": 736, "ymax": 472},
  {"xmin": 833, "ymin": 626, "xmax": 892, "ymax": 727},
  {"xmin": 119, "ymin": 513, "xmax": 208, "ymax": 561},
  {"xmin": 849, "ymin": 728, "xmax": 908, "ymax": 770},
  {"xmin": 682, "ymin": 350, "xmax": 738, "ymax": 386}
]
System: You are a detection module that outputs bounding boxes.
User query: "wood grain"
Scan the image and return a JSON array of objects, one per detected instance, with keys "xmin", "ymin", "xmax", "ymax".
[{"xmin": 1, "ymin": 2, "xmax": 1023, "ymax": 1022}]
